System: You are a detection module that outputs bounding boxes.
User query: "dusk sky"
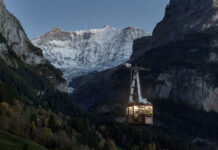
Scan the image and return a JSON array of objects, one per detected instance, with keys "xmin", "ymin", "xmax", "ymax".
[{"xmin": 4, "ymin": 0, "xmax": 169, "ymax": 39}]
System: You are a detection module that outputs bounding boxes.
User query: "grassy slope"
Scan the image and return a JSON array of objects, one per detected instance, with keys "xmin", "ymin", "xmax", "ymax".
[{"xmin": 0, "ymin": 131, "xmax": 48, "ymax": 150}]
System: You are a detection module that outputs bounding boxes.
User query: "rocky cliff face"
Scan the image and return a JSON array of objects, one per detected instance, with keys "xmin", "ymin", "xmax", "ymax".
[
  {"xmin": 153, "ymin": 0, "xmax": 218, "ymax": 39},
  {"xmin": 132, "ymin": 0, "xmax": 218, "ymax": 59},
  {"xmin": 71, "ymin": 0, "xmax": 218, "ymax": 113},
  {"xmin": 0, "ymin": 0, "xmax": 67, "ymax": 92},
  {"xmin": 131, "ymin": 0, "xmax": 218, "ymax": 112},
  {"xmin": 32, "ymin": 26, "xmax": 148, "ymax": 83},
  {"xmin": 0, "ymin": 0, "xmax": 46, "ymax": 65}
]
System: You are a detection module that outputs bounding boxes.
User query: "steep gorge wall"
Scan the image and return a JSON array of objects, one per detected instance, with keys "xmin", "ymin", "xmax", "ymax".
[
  {"xmin": 132, "ymin": 0, "xmax": 218, "ymax": 59},
  {"xmin": 0, "ymin": 0, "xmax": 67, "ymax": 92}
]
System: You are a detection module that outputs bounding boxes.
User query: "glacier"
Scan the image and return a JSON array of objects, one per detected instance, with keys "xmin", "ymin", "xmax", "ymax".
[{"xmin": 32, "ymin": 25, "xmax": 149, "ymax": 84}]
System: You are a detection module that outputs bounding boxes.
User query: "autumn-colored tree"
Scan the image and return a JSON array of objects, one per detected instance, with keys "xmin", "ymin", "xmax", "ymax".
[
  {"xmin": 13, "ymin": 100, "xmax": 22, "ymax": 112},
  {"xmin": 97, "ymin": 131, "xmax": 106, "ymax": 149},
  {"xmin": 146, "ymin": 143, "xmax": 156, "ymax": 150},
  {"xmin": 105, "ymin": 140, "xmax": 116, "ymax": 150}
]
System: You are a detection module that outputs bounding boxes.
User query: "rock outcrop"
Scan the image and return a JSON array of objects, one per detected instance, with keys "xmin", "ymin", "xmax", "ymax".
[
  {"xmin": 132, "ymin": 0, "xmax": 218, "ymax": 59},
  {"xmin": 153, "ymin": 0, "xmax": 218, "ymax": 40},
  {"xmin": 0, "ymin": 0, "xmax": 67, "ymax": 92},
  {"xmin": 0, "ymin": 0, "xmax": 46, "ymax": 65}
]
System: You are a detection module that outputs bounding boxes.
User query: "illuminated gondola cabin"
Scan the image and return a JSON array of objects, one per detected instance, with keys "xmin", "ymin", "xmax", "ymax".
[
  {"xmin": 126, "ymin": 103, "xmax": 153, "ymax": 125},
  {"xmin": 124, "ymin": 63, "xmax": 153, "ymax": 125}
]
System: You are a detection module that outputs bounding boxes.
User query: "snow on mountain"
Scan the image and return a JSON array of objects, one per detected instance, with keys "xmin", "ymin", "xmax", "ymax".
[{"xmin": 32, "ymin": 25, "xmax": 149, "ymax": 83}]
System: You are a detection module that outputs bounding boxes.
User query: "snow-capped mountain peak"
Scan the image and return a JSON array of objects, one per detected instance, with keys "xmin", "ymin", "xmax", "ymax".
[
  {"xmin": 50, "ymin": 27, "xmax": 62, "ymax": 32},
  {"xmin": 32, "ymin": 26, "xmax": 149, "ymax": 84}
]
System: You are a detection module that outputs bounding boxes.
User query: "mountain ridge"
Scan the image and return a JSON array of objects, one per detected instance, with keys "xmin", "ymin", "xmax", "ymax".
[{"xmin": 32, "ymin": 25, "xmax": 149, "ymax": 83}]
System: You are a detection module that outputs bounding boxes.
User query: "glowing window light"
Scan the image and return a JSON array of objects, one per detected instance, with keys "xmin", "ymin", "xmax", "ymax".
[
  {"xmin": 126, "ymin": 104, "xmax": 153, "ymax": 125},
  {"xmin": 134, "ymin": 106, "xmax": 139, "ymax": 113},
  {"xmin": 139, "ymin": 106, "xmax": 145, "ymax": 114},
  {"xmin": 128, "ymin": 107, "xmax": 134, "ymax": 115}
]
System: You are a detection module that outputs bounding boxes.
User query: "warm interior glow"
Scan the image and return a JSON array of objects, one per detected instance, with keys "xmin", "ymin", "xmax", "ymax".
[
  {"xmin": 127, "ymin": 105, "xmax": 153, "ymax": 116},
  {"xmin": 128, "ymin": 107, "xmax": 133, "ymax": 115},
  {"xmin": 126, "ymin": 107, "xmax": 128, "ymax": 115},
  {"xmin": 126, "ymin": 104, "xmax": 153, "ymax": 125},
  {"xmin": 134, "ymin": 106, "xmax": 139, "ymax": 112},
  {"xmin": 139, "ymin": 106, "xmax": 145, "ymax": 114},
  {"xmin": 145, "ymin": 106, "xmax": 153, "ymax": 115}
]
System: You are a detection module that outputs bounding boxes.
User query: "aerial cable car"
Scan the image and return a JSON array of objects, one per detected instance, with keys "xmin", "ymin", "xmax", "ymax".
[{"xmin": 124, "ymin": 63, "xmax": 153, "ymax": 125}]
